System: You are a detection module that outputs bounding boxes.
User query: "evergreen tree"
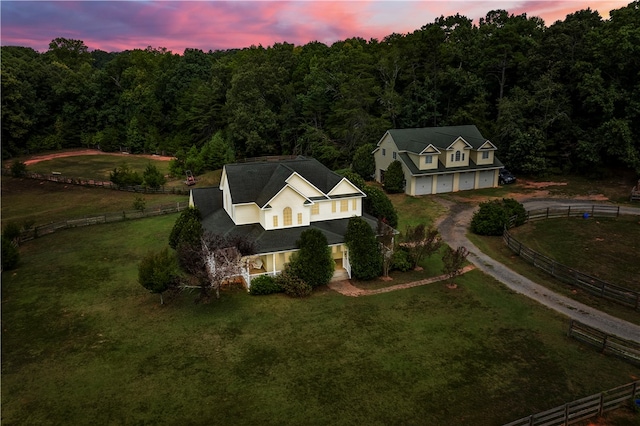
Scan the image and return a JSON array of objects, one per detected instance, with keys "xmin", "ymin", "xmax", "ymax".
[
  {"xmin": 345, "ymin": 216, "xmax": 382, "ymax": 280},
  {"xmin": 287, "ymin": 228, "xmax": 334, "ymax": 288},
  {"xmin": 383, "ymin": 160, "xmax": 404, "ymax": 193}
]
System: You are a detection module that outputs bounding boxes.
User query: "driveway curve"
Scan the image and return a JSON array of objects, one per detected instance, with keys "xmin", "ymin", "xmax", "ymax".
[{"xmin": 436, "ymin": 198, "xmax": 640, "ymax": 343}]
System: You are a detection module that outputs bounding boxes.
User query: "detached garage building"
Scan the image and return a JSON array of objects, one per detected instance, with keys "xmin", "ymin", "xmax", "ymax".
[{"xmin": 373, "ymin": 125, "xmax": 503, "ymax": 196}]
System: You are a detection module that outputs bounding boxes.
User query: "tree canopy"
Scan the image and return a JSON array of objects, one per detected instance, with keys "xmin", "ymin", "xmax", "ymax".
[{"xmin": 2, "ymin": 2, "xmax": 640, "ymax": 176}]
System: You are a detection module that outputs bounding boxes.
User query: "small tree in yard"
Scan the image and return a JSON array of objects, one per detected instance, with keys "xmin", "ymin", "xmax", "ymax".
[
  {"xmin": 400, "ymin": 224, "xmax": 442, "ymax": 270},
  {"xmin": 345, "ymin": 216, "xmax": 382, "ymax": 280},
  {"xmin": 138, "ymin": 247, "xmax": 180, "ymax": 304},
  {"xmin": 442, "ymin": 246, "xmax": 470, "ymax": 284},
  {"xmin": 377, "ymin": 219, "xmax": 395, "ymax": 278},
  {"xmin": 383, "ymin": 160, "xmax": 404, "ymax": 193},
  {"xmin": 143, "ymin": 162, "xmax": 166, "ymax": 189},
  {"xmin": 177, "ymin": 232, "xmax": 256, "ymax": 302},
  {"xmin": 287, "ymin": 228, "xmax": 334, "ymax": 288}
]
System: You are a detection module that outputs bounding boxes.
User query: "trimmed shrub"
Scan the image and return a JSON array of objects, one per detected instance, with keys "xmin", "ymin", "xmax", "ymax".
[
  {"xmin": 352, "ymin": 143, "xmax": 376, "ymax": 180},
  {"xmin": 470, "ymin": 198, "xmax": 526, "ymax": 236},
  {"xmin": 363, "ymin": 186, "xmax": 398, "ymax": 228},
  {"xmin": 391, "ymin": 248, "xmax": 413, "ymax": 272},
  {"xmin": 10, "ymin": 161, "xmax": 27, "ymax": 177},
  {"xmin": 276, "ymin": 270, "xmax": 312, "ymax": 298},
  {"xmin": 249, "ymin": 275, "xmax": 283, "ymax": 295},
  {"xmin": 1, "ymin": 237, "xmax": 19, "ymax": 270},
  {"xmin": 2, "ymin": 222, "xmax": 22, "ymax": 243}
]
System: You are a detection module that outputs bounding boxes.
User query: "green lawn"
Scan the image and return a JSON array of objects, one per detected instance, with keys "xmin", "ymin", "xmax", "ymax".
[{"xmin": 2, "ymin": 214, "xmax": 638, "ymax": 425}]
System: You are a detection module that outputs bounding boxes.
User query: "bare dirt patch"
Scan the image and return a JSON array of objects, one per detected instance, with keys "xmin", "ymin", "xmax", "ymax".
[{"xmin": 22, "ymin": 149, "xmax": 174, "ymax": 166}]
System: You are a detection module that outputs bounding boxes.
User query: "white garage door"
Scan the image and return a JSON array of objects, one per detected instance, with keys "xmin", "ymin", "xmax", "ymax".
[
  {"xmin": 415, "ymin": 176, "xmax": 433, "ymax": 195},
  {"xmin": 477, "ymin": 170, "xmax": 495, "ymax": 188},
  {"xmin": 436, "ymin": 174, "xmax": 454, "ymax": 193},
  {"xmin": 458, "ymin": 172, "xmax": 475, "ymax": 191}
]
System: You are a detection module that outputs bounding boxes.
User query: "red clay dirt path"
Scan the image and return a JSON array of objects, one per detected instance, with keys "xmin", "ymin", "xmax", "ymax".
[{"xmin": 22, "ymin": 149, "xmax": 174, "ymax": 166}]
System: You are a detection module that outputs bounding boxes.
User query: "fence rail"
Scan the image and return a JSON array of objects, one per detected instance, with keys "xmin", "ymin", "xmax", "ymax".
[
  {"xmin": 567, "ymin": 320, "xmax": 640, "ymax": 365},
  {"xmin": 503, "ymin": 380, "xmax": 639, "ymax": 426},
  {"xmin": 17, "ymin": 201, "xmax": 190, "ymax": 242},
  {"xmin": 504, "ymin": 205, "xmax": 639, "ymax": 310},
  {"xmin": 3, "ymin": 169, "xmax": 190, "ymax": 195}
]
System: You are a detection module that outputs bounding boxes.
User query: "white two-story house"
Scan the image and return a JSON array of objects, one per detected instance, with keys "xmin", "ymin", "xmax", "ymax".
[
  {"xmin": 189, "ymin": 156, "xmax": 375, "ymax": 287},
  {"xmin": 373, "ymin": 125, "xmax": 503, "ymax": 195}
]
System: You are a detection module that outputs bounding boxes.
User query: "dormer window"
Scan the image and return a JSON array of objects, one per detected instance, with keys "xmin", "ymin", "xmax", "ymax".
[
  {"xmin": 455, "ymin": 151, "xmax": 461, "ymax": 161},
  {"xmin": 425, "ymin": 155, "xmax": 433, "ymax": 164},
  {"xmin": 482, "ymin": 151, "xmax": 490, "ymax": 159},
  {"xmin": 392, "ymin": 152, "xmax": 397, "ymax": 159}
]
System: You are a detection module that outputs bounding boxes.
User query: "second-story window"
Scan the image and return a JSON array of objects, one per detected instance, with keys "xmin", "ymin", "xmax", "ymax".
[
  {"xmin": 273, "ymin": 215, "xmax": 278, "ymax": 227},
  {"xmin": 311, "ymin": 204, "xmax": 319, "ymax": 215},
  {"xmin": 455, "ymin": 151, "xmax": 461, "ymax": 161},
  {"xmin": 332, "ymin": 201, "xmax": 336, "ymax": 213},
  {"xmin": 425, "ymin": 155, "xmax": 433, "ymax": 164},
  {"xmin": 297, "ymin": 213, "xmax": 302, "ymax": 224},
  {"xmin": 283, "ymin": 207, "xmax": 292, "ymax": 226},
  {"xmin": 392, "ymin": 152, "xmax": 397, "ymax": 159},
  {"xmin": 340, "ymin": 200, "xmax": 348, "ymax": 212},
  {"xmin": 382, "ymin": 148, "xmax": 386, "ymax": 156},
  {"xmin": 482, "ymin": 151, "xmax": 490, "ymax": 159},
  {"xmin": 352, "ymin": 199, "xmax": 357, "ymax": 210}
]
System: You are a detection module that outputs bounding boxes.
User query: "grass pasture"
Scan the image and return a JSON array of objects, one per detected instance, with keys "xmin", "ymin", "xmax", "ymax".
[
  {"xmin": 509, "ymin": 216, "xmax": 640, "ymax": 291},
  {"xmin": 2, "ymin": 215, "xmax": 638, "ymax": 425},
  {"xmin": 1, "ymin": 176, "xmax": 188, "ymax": 228}
]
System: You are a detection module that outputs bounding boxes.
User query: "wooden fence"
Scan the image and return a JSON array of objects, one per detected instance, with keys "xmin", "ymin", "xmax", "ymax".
[
  {"xmin": 17, "ymin": 201, "xmax": 189, "ymax": 242},
  {"xmin": 503, "ymin": 381, "xmax": 639, "ymax": 426},
  {"xmin": 509, "ymin": 205, "xmax": 620, "ymax": 227},
  {"xmin": 3, "ymin": 169, "xmax": 190, "ymax": 195},
  {"xmin": 504, "ymin": 205, "xmax": 639, "ymax": 310},
  {"xmin": 567, "ymin": 320, "xmax": 640, "ymax": 365}
]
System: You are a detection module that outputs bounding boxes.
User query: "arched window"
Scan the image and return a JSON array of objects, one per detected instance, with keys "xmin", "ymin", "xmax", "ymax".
[
  {"xmin": 455, "ymin": 151, "xmax": 461, "ymax": 161},
  {"xmin": 283, "ymin": 207, "xmax": 292, "ymax": 226}
]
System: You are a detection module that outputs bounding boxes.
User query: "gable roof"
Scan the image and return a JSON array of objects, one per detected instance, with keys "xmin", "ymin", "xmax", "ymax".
[
  {"xmin": 195, "ymin": 187, "xmax": 378, "ymax": 254},
  {"xmin": 223, "ymin": 156, "xmax": 344, "ymax": 208},
  {"xmin": 386, "ymin": 125, "xmax": 490, "ymax": 153}
]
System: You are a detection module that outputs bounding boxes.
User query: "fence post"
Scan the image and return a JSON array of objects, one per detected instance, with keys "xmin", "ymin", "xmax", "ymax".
[
  {"xmin": 598, "ymin": 392, "xmax": 605, "ymax": 416},
  {"xmin": 591, "ymin": 205, "xmax": 595, "ymax": 215},
  {"xmin": 568, "ymin": 206, "xmax": 571, "ymax": 217},
  {"xmin": 602, "ymin": 335, "xmax": 608, "ymax": 353},
  {"xmin": 635, "ymin": 293, "xmax": 640, "ymax": 311},
  {"xmin": 546, "ymin": 207, "xmax": 549, "ymax": 218},
  {"xmin": 564, "ymin": 403, "xmax": 569, "ymax": 425},
  {"xmin": 616, "ymin": 206, "xmax": 620, "ymax": 217}
]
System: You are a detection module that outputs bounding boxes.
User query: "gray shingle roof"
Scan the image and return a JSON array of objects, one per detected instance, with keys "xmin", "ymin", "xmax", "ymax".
[
  {"xmin": 388, "ymin": 125, "xmax": 489, "ymax": 152},
  {"xmin": 224, "ymin": 156, "xmax": 343, "ymax": 207},
  {"xmin": 194, "ymin": 186, "xmax": 377, "ymax": 254}
]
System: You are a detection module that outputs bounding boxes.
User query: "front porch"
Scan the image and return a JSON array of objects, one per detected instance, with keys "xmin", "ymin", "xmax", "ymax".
[{"xmin": 242, "ymin": 246, "xmax": 351, "ymax": 289}]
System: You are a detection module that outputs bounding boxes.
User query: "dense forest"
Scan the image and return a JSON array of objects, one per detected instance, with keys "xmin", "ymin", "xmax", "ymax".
[{"xmin": 2, "ymin": 2, "xmax": 639, "ymax": 176}]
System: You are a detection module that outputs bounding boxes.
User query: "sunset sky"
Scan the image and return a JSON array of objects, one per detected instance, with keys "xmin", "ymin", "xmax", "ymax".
[{"xmin": 1, "ymin": 1, "xmax": 631, "ymax": 54}]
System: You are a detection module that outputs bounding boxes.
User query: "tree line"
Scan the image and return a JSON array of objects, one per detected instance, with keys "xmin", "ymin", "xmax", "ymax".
[{"xmin": 3, "ymin": 2, "xmax": 639, "ymax": 176}]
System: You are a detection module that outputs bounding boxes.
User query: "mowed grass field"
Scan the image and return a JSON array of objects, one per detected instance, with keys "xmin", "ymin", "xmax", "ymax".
[
  {"xmin": 509, "ymin": 216, "xmax": 640, "ymax": 290},
  {"xmin": 2, "ymin": 215, "xmax": 638, "ymax": 425},
  {"xmin": 2, "ymin": 178, "xmax": 639, "ymax": 425}
]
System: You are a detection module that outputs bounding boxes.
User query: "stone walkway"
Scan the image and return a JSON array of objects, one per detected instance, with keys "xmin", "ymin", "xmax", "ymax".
[{"xmin": 327, "ymin": 265, "xmax": 476, "ymax": 297}]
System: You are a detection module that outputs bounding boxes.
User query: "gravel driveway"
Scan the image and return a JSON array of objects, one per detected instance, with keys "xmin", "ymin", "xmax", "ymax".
[{"xmin": 436, "ymin": 197, "xmax": 640, "ymax": 343}]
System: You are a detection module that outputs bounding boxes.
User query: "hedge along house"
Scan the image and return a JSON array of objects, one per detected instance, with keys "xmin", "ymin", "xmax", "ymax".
[
  {"xmin": 373, "ymin": 125, "xmax": 503, "ymax": 195},
  {"xmin": 189, "ymin": 156, "xmax": 377, "ymax": 288}
]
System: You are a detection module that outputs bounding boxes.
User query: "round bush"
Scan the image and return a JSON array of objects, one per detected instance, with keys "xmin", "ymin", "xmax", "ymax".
[
  {"xmin": 2, "ymin": 237, "xmax": 19, "ymax": 270},
  {"xmin": 276, "ymin": 271, "xmax": 312, "ymax": 298},
  {"xmin": 470, "ymin": 198, "xmax": 526, "ymax": 236},
  {"xmin": 391, "ymin": 248, "xmax": 413, "ymax": 272},
  {"xmin": 249, "ymin": 275, "xmax": 283, "ymax": 295}
]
